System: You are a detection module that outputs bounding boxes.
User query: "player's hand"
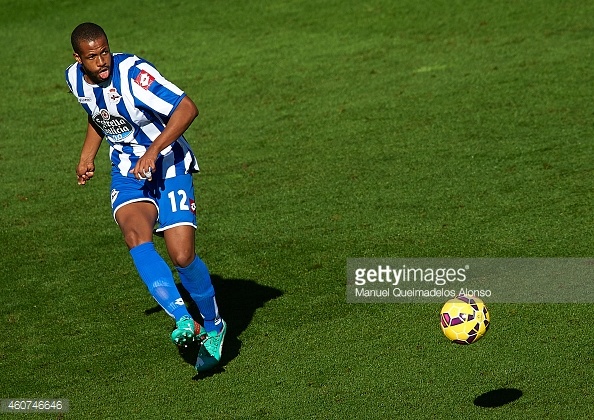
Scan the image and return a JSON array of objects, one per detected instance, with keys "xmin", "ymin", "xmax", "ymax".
[
  {"xmin": 131, "ymin": 151, "xmax": 157, "ymax": 181},
  {"xmin": 76, "ymin": 161, "xmax": 95, "ymax": 185}
]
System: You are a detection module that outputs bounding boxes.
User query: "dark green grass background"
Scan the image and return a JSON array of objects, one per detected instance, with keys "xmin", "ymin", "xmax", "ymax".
[{"xmin": 1, "ymin": 0, "xmax": 594, "ymax": 418}]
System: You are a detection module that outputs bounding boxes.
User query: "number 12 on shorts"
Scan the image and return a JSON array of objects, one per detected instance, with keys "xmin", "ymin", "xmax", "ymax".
[{"xmin": 168, "ymin": 190, "xmax": 189, "ymax": 212}]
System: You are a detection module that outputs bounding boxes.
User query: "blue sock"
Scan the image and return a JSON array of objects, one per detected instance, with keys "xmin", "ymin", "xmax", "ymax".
[
  {"xmin": 176, "ymin": 255, "xmax": 222, "ymax": 333},
  {"xmin": 130, "ymin": 242, "xmax": 191, "ymax": 322}
]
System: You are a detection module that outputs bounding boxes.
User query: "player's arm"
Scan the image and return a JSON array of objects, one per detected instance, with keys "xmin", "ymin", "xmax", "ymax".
[
  {"xmin": 130, "ymin": 95, "xmax": 199, "ymax": 180},
  {"xmin": 76, "ymin": 116, "xmax": 104, "ymax": 185}
]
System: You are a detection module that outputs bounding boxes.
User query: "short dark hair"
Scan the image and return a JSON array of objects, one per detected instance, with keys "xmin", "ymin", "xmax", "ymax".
[{"xmin": 71, "ymin": 22, "xmax": 108, "ymax": 54}]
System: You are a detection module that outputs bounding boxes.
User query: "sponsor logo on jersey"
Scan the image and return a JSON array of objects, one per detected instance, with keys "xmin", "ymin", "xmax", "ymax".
[
  {"xmin": 78, "ymin": 97, "xmax": 92, "ymax": 103},
  {"xmin": 134, "ymin": 70, "xmax": 155, "ymax": 90},
  {"xmin": 93, "ymin": 109, "xmax": 134, "ymax": 142}
]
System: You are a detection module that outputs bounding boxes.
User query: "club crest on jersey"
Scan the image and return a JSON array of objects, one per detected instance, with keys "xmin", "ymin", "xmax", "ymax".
[
  {"xmin": 92, "ymin": 109, "xmax": 134, "ymax": 143},
  {"xmin": 108, "ymin": 88, "xmax": 121, "ymax": 104},
  {"xmin": 134, "ymin": 70, "xmax": 155, "ymax": 90}
]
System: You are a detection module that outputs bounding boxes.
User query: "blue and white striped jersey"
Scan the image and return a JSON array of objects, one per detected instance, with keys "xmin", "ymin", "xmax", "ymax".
[{"xmin": 65, "ymin": 53, "xmax": 199, "ymax": 179}]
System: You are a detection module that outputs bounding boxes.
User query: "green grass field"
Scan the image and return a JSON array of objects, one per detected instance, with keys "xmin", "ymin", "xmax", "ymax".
[{"xmin": 1, "ymin": 0, "xmax": 594, "ymax": 418}]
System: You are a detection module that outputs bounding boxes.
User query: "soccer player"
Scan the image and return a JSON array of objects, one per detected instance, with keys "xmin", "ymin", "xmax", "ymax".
[{"xmin": 65, "ymin": 22, "xmax": 226, "ymax": 372}]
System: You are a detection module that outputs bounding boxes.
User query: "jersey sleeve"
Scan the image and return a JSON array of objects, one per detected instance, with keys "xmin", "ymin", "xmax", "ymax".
[{"xmin": 128, "ymin": 60, "xmax": 186, "ymax": 119}]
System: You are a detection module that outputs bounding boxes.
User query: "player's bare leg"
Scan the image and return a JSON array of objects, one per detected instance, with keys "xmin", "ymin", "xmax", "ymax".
[
  {"xmin": 115, "ymin": 201, "xmax": 157, "ymax": 249},
  {"xmin": 163, "ymin": 225, "xmax": 196, "ymax": 268}
]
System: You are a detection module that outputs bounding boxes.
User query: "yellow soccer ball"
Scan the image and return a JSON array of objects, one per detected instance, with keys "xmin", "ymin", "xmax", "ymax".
[{"xmin": 440, "ymin": 295, "xmax": 490, "ymax": 344}]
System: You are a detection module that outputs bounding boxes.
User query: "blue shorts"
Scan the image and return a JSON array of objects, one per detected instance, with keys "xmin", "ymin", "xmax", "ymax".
[{"xmin": 110, "ymin": 172, "xmax": 197, "ymax": 232}]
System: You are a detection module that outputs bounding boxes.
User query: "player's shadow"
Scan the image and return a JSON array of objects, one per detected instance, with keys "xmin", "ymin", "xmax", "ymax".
[
  {"xmin": 145, "ymin": 274, "xmax": 283, "ymax": 379},
  {"xmin": 474, "ymin": 388, "xmax": 523, "ymax": 408}
]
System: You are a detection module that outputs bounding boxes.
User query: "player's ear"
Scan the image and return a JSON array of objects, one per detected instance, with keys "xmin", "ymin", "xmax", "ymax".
[{"xmin": 73, "ymin": 52, "xmax": 82, "ymax": 64}]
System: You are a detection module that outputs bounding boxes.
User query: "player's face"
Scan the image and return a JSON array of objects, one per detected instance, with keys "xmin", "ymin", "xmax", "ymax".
[{"xmin": 74, "ymin": 35, "xmax": 112, "ymax": 85}]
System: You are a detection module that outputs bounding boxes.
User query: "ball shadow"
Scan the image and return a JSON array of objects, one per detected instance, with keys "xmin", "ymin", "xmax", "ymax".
[{"xmin": 474, "ymin": 388, "xmax": 523, "ymax": 408}]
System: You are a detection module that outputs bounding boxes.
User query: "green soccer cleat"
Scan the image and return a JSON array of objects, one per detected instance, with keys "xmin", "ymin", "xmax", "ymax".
[
  {"xmin": 171, "ymin": 315, "xmax": 197, "ymax": 347},
  {"xmin": 195, "ymin": 320, "xmax": 227, "ymax": 372}
]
